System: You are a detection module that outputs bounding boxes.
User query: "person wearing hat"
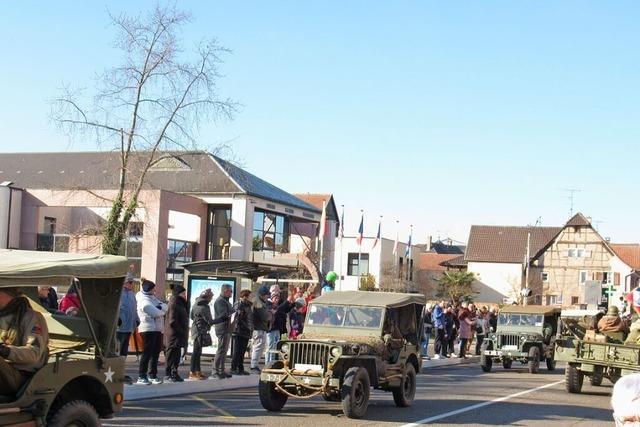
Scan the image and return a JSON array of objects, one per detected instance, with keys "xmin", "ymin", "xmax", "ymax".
[
  {"xmin": 164, "ymin": 284, "xmax": 189, "ymax": 382},
  {"xmin": 230, "ymin": 289, "xmax": 253, "ymax": 376},
  {"xmin": 267, "ymin": 292, "xmax": 295, "ymax": 363},
  {"xmin": 599, "ymin": 305, "xmax": 628, "ymax": 333},
  {"xmin": 0, "ymin": 287, "xmax": 49, "ymax": 395},
  {"xmin": 117, "ymin": 272, "xmax": 139, "ymax": 358},
  {"xmin": 288, "ymin": 298, "xmax": 307, "ymax": 339},
  {"xmin": 189, "ymin": 289, "xmax": 230, "ymax": 380},
  {"xmin": 135, "ymin": 280, "xmax": 168, "ymax": 385},
  {"xmin": 321, "ymin": 271, "xmax": 338, "ymax": 295},
  {"xmin": 250, "ymin": 285, "xmax": 273, "ymax": 373}
]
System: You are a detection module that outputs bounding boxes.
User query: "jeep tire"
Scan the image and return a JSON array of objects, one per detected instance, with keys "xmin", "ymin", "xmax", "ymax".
[
  {"xmin": 565, "ymin": 363, "xmax": 584, "ymax": 394},
  {"xmin": 528, "ymin": 347, "xmax": 540, "ymax": 374},
  {"xmin": 341, "ymin": 367, "xmax": 370, "ymax": 419},
  {"xmin": 502, "ymin": 359, "xmax": 512, "ymax": 369},
  {"xmin": 259, "ymin": 380, "xmax": 288, "ymax": 412},
  {"xmin": 590, "ymin": 367, "xmax": 603, "ymax": 386},
  {"xmin": 392, "ymin": 364, "xmax": 416, "ymax": 407},
  {"xmin": 322, "ymin": 390, "xmax": 341, "ymax": 402},
  {"xmin": 47, "ymin": 400, "xmax": 100, "ymax": 427}
]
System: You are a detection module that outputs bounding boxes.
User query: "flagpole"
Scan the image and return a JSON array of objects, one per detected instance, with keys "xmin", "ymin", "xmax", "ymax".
[
  {"xmin": 319, "ymin": 200, "xmax": 326, "ymax": 276},
  {"xmin": 394, "ymin": 220, "xmax": 399, "ymax": 293},
  {"xmin": 338, "ymin": 204, "xmax": 344, "ymax": 292},
  {"xmin": 358, "ymin": 210, "xmax": 363, "ymax": 291}
]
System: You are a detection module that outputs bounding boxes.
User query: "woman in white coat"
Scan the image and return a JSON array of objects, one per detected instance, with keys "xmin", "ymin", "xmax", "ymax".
[{"xmin": 135, "ymin": 280, "xmax": 168, "ymax": 385}]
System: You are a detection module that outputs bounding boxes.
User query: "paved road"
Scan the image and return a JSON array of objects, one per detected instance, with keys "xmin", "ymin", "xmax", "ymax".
[{"xmin": 106, "ymin": 363, "xmax": 615, "ymax": 426}]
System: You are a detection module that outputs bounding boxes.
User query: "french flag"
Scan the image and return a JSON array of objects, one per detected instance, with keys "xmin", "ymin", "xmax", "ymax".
[
  {"xmin": 338, "ymin": 207, "xmax": 344, "ymax": 241},
  {"xmin": 372, "ymin": 219, "xmax": 381, "ymax": 249},
  {"xmin": 356, "ymin": 213, "xmax": 364, "ymax": 246}
]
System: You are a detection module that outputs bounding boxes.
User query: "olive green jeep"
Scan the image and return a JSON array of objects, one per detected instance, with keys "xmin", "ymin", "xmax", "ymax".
[
  {"xmin": 555, "ymin": 308, "xmax": 638, "ymax": 393},
  {"xmin": 258, "ymin": 291, "xmax": 424, "ymax": 419},
  {"xmin": 480, "ymin": 305, "xmax": 561, "ymax": 374},
  {"xmin": 0, "ymin": 250, "xmax": 130, "ymax": 427}
]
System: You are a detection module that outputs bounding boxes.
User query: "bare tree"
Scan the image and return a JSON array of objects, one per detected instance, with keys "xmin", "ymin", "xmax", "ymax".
[{"xmin": 52, "ymin": 5, "xmax": 237, "ymax": 254}]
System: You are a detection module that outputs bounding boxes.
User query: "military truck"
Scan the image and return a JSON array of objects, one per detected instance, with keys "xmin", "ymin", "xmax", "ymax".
[
  {"xmin": 0, "ymin": 249, "xmax": 130, "ymax": 427},
  {"xmin": 555, "ymin": 309, "xmax": 640, "ymax": 393},
  {"xmin": 258, "ymin": 291, "xmax": 424, "ymax": 419},
  {"xmin": 480, "ymin": 305, "xmax": 561, "ymax": 373}
]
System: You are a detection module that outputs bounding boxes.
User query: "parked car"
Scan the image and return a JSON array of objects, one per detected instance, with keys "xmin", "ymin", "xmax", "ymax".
[
  {"xmin": 480, "ymin": 305, "xmax": 561, "ymax": 373},
  {"xmin": 258, "ymin": 291, "xmax": 425, "ymax": 419},
  {"xmin": 0, "ymin": 249, "xmax": 130, "ymax": 427}
]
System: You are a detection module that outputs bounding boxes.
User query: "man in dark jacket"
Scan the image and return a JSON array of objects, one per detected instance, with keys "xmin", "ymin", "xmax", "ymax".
[
  {"xmin": 231, "ymin": 290, "xmax": 253, "ymax": 375},
  {"xmin": 250, "ymin": 286, "xmax": 272, "ymax": 373},
  {"xmin": 189, "ymin": 289, "xmax": 229, "ymax": 380},
  {"xmin": 213, "ymin": 284, "xmax": 234, "ymax": 379},
  {"xmin": 164, "ymin": 285, "xmax": 189, "ymax": 382}
]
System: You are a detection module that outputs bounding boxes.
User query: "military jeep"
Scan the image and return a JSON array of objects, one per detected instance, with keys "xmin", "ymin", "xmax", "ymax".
[
  {"xmin": 258, "ymin": 291, "xmax": 424, "ymax": 419},
  {"xmin": 480, "ymin": 305, "xmax": 561, "ymax": 374},
  {"xmin": 0, "ymin": 250, "xmax": 129, "ymax": 427}
]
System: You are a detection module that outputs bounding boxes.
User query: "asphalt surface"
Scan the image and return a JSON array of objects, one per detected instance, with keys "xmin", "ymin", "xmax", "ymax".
[{"xmin": 106, "ymin": 363, "xmax": 615, "ymax": 426}]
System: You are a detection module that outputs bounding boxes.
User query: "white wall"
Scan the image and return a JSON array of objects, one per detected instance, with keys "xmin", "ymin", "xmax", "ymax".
[
  {"xmin": 610, "ymin": 255, "xmax": 634, "ymax": 304},
  {"xmin": 0, "ymin": 187, "xmax": 22, "ymax": 249},
  {"xmin": 467, "ymin": 261, "xmax": 523, "ymax": 303}
]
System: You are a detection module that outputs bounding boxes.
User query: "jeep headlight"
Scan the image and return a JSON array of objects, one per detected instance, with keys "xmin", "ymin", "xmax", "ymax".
[
  {"xmin": 521, "ymin": 335, "xmax": 527, "ymax": 342},
  {"xmin": 330, "ymin": 346, "xmax": 342, "ymax": 358},
  {"xmin": 281, "ymin": 343, "xmax": 290, "ymax": 354},
  {"xmin": 490, "ymin": 334, "xmax": 497, "ymax": 340}
]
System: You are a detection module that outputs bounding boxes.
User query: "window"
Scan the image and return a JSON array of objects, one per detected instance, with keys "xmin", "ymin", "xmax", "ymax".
[
  {"xmin": 36, "ymin": 234, "xmax": 69, "ymax": 252},
  {"xmin": 252, "ymin": 209, "xmax": 289, "ymax": 254},
  {"xmin": 571, "ymin": 296, "xmax": 579, "ymax": 305},
  {"xmin": 542, "ymin": 272, "xmax": 549, "ymax": 282},
  {"xmin": 408, "ymin": 259, "xmax": 414, "ymax": 281},
  {"xmin": 568, "ymin": 247, "xmax": 589, "ymax": 258},
  {"xmin": 206, "ymin": 205, "xmax": 232, "ymax": 260},
  {"xmin": 568, "ymin": 248, "xmax": 576, "ymax": 258},
  {"xmin": 602, "ymin": 272, "xmax": 612, "ymax": 284},
  {"xmin": 546, "ymin": 295, "xmax": 561, "ymax": 305},
  {"xmin": 166, "ymin": 239, "xmax": 195, "ymax": 288},
  {"xmin": 347, "ymin": 253, "xmax": 369, "ymax": 276},
  {"xmin": 398, "ymin": 257, "xmax": 404, "ymax": 279},
  {"xmin": 44, "ymin": 217, "xmax": 57, "ymax": 234}
]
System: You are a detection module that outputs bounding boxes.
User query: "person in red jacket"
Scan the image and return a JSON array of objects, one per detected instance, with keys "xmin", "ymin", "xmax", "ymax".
[{"xmin": 59, "ymin": 283, "xmax": 81, "ymax": 316}]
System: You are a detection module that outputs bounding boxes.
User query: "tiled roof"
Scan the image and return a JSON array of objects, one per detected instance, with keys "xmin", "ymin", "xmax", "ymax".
[
  {"xmin": 465, "ymin": 225, "xmax": 562, "ymax": 264},
  {"xmin": 293, "ymin": 193, "xmax": 338, "ymax": 220},
  {"xmin": 441, "ymin": 255, "xmax": 467, "ymax": 268},
  {"xmin": 416, "ymin": 253, "xmax": 460, "ymax": 271},
  {"xmin": 0, "ymin": 151, "xmax": 320, "ymax": 213},
  {"xmin": 565, "ymin": 212, "xmax": 591, "ymax": 227},
  {"xmin": 611, "ymin": 244, "xmax": 640, "ymax": 270}
]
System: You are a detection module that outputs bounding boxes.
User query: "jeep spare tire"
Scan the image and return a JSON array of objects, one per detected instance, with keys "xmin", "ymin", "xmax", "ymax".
[
  {"xmin": 392, "ymin": 364, "xmax": 416, "ymax": 407},
  {"xmin": 528, "ymin": 347, "xmax": 540, "ymax": 374},
  {"xmin": 47, "ymin": 400, "xmax": 100, "ymax": 427},
  {"xmin": 341, "ymin": 366, "xmax": 370, "ymax": 419},
  {"xmin": 259, "ymin": 380, "xmax": 288, "ymax": 412}
]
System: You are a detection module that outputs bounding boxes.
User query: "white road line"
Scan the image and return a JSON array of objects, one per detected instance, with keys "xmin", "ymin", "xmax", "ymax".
[{"xmin": 401, "ymin": 380, "xmax": 565, "ymax": 426}]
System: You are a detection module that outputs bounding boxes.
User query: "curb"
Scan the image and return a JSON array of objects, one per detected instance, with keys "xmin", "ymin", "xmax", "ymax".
[
  {"xmin": 421, "ymin": 355, "xmax": 479, "ymax": 372},
  {"xmin": 124, "ymin": 374, "xmax": 259, "ymax": 401}
]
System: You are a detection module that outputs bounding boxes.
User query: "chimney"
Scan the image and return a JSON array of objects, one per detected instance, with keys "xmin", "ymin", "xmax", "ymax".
[
  {"xmin": 426, "ymin": 235, "xmax": 432, "ymax": 251},
  {"xmin": 605, "ymin": 237, "xmax": 611, "ymax": 243}
]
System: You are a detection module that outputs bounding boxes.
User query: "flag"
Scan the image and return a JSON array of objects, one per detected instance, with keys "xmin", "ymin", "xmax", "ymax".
[
  {"xmin": 372, "ymin": 219, "xmax": 381, "ymax": 249},
  {"xmin": 393, "ymin": 227, "xmax": 399, "ymax": 256},
  {"xmin": 318, "ymin": 201, "xmax": 327, "ymax": 240},
  {"xmin": 338, "ymin": 207, "xmax": 344, "ymax": 241},
  {"xmin": 356, "ymin": 213, "xmax": 364, "ymax": 246},
  {"xmin": 404, "ymin": 230, "xmax": 412, "ymax": 258}
]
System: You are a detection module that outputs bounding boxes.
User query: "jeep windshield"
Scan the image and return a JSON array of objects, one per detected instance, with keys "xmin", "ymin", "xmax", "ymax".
[
  {"xmin": 307, "ymin": 304, "xmax": 383, "ymax": 329},
  {"xmin": 498, "ymin": 314, "xmax": 543, "ymax": 327}
]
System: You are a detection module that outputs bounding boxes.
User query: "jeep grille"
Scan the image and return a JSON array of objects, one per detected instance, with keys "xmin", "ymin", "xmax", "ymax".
[
  {"xmin": 290, "ymin": 342, "xmax": 330, "ymax": 370},
  {"xmin": 499, "ymin": 334, "xmax": 521, "ymax": 347}
]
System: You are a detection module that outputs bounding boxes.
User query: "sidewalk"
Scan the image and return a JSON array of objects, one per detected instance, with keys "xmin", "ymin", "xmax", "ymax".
[{"xmin": 123, "ymin": 352, "xmax": 479, "ymax": 401}]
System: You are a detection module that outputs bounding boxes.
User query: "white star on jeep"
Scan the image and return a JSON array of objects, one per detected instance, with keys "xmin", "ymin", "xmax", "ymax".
[
  {"xmin": 304, "ymin": 377, "xmax": 310, "ymax": 384},
  {"xmin": 104, "ymin": 366, "xmax": 114, "ymax": 383}
]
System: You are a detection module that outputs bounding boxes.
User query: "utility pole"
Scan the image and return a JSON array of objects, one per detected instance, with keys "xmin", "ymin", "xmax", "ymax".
[{"xmin": 524, "ymin": 231, "xmax": 530, "ymax": 306}]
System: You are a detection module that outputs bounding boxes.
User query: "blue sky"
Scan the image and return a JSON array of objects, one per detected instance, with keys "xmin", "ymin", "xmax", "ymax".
[{"xmin": 1, "ymin": 1, "xmax": 639, "ymax": 244}]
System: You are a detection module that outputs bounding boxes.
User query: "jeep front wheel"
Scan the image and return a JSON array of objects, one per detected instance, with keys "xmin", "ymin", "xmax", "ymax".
[
  {"xmin": 341, "ymin": 367, "xmax": 370, "ymax": 419},
  {"xmin": 528, "ymin": 347, "xmax": 540, "ymax": 374},
  {"xmin": 392, "ymin": 364, "xmax": 416, "ymax": 407},
  {"xmin": 590, "ymin": 367, "xmax": 603, "ymax": 386},
  {"xmin": 259, "ymin": 380, "xmax": 288, "ymax": 412},
  {"xmin": 565, "ymin": 363, "xmax": 584, "ymax": 394},
  {"xmin": 47, "ymin": 400, "xmax": 100, "ymax": 427},
  {"xmin": 502, "ymin": 359, "xmax": 512, "ymax": 369}
]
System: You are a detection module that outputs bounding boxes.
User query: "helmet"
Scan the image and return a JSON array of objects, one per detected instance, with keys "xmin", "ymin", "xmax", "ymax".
[
  {"xmin": 258, "ymin": 285, "xmax": 270, "ymax": 296},
  {"xmin": 326, "ymin": 271, "xmax": 338, "ymax": 283}
]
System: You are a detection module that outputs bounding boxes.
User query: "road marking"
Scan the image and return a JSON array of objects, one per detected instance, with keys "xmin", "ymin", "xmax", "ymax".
[
  {"xmin": 191, "ymin": 395, "xmax": 236, "ymax": 419},
  {"xmin": 402, "ymin": 380, "xmax": 565, "ymax": 426}
]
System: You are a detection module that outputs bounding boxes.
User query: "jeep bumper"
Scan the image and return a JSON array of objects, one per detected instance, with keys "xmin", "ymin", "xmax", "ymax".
[
  {"xmin": 484, "ymin": 349, "xmax": 528, "ymax": 358},
  {"xmin": 260, "ymin": 369, "xmax": 340, "ymax": 388}
]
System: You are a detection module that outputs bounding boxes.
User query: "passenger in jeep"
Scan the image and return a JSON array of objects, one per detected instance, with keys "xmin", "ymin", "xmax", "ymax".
[{"xmin": 0, "ymin": 287, "xmax": 49, "ymax": 395}]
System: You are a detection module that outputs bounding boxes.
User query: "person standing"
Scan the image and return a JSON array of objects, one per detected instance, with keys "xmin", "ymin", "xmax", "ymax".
[
  {"xmin": 213, "ymin": 284, "xmax": 234, "ymax": 379},
  {"xmin": 268, "ymin": 293, "xmax": 295, "ymax": 362},
  {"xmin": 475, "ymin": 307, "xmax": 488, "ymax": 355},
  {"xmin": 421, "ymin": 304, "xmax": 433, "ymax": 359},
  {"xmin": 250, "ymin": 286, "xmax": 273, "ymax": 373},
  {"xmin": 189, "ymin": 289, "xmax": 229, "ymax": 380},
  {"xmin": 231, "ymin": 290, "xmax": 253, "ymax": 375},
  {"xmin": 117, "ymin": 272, "xmax": 139, "ymax": 358},
  {"xmin": 265, "ymin": 292, "xmax": 281, "ymax": 365},
  {"xmin": 433, "ymin": 301, "xmax": 446, "ymax": 359},
  {"xmin": 444, "ymin": 305, "xmax": 456, "ymax": 357},
  {"xmin": 457, "ymin": 302, "xmax": 475, "ymax": 358},
  {"xmin": 289, "ymin": 298, "xmax": 306, "ymax": 339},
  {"xmin": 37, "ymin": 286, "xmax": 58, "ymax": 311},
  {"xmin": 164, "ymin": 285, "xmax": 189, "ymax": 382},
  {"xmin": 136, "ymin": 280, "xmax": 168, "ymax": 385}
]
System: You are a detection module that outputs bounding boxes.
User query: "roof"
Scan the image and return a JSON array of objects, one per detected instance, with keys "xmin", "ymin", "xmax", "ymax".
[
  {"xmin": 565, "ymin": 212, "xmax": 592, "ymax": 227},
  {"xmin": 416, "ymin": 253, "xmax": 460, "ymax": 271},
  {"xmin": 293, "ymin": 194, "xmax": 339, "ymax": 221},
  {"xmin": 500, "ymin": 305, "xmax": 562, "ymax": 315},
  {"xmin": 440, "ymin": 255, "xmax": 467, "ymax": 268},
  {"xmin": 312, "ymin": 291, "xmax": 425, "ymax": 308},
  {"xmin": 0, "ymin": 250, "xmax": 129, "ymax": 283},
  {"xmin": 465, "ymin": 225, "xmax": 562, "ymax": 264},
  {"xmin": 182, "ymin": 260, "xmax": 298, "ymax": 280},
  {"xmin": 0, "ymin": 151, "xmax": 320, "ymax": 213},
  {"xmin": 611, "ymin": 244, "xmax": 640, "ymax": 270}
]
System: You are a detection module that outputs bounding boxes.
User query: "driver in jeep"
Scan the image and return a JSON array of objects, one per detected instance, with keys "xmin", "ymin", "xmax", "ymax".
[{"xmin": 0, "ymin": 287, "xmax": 49, "ymax": 395}]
